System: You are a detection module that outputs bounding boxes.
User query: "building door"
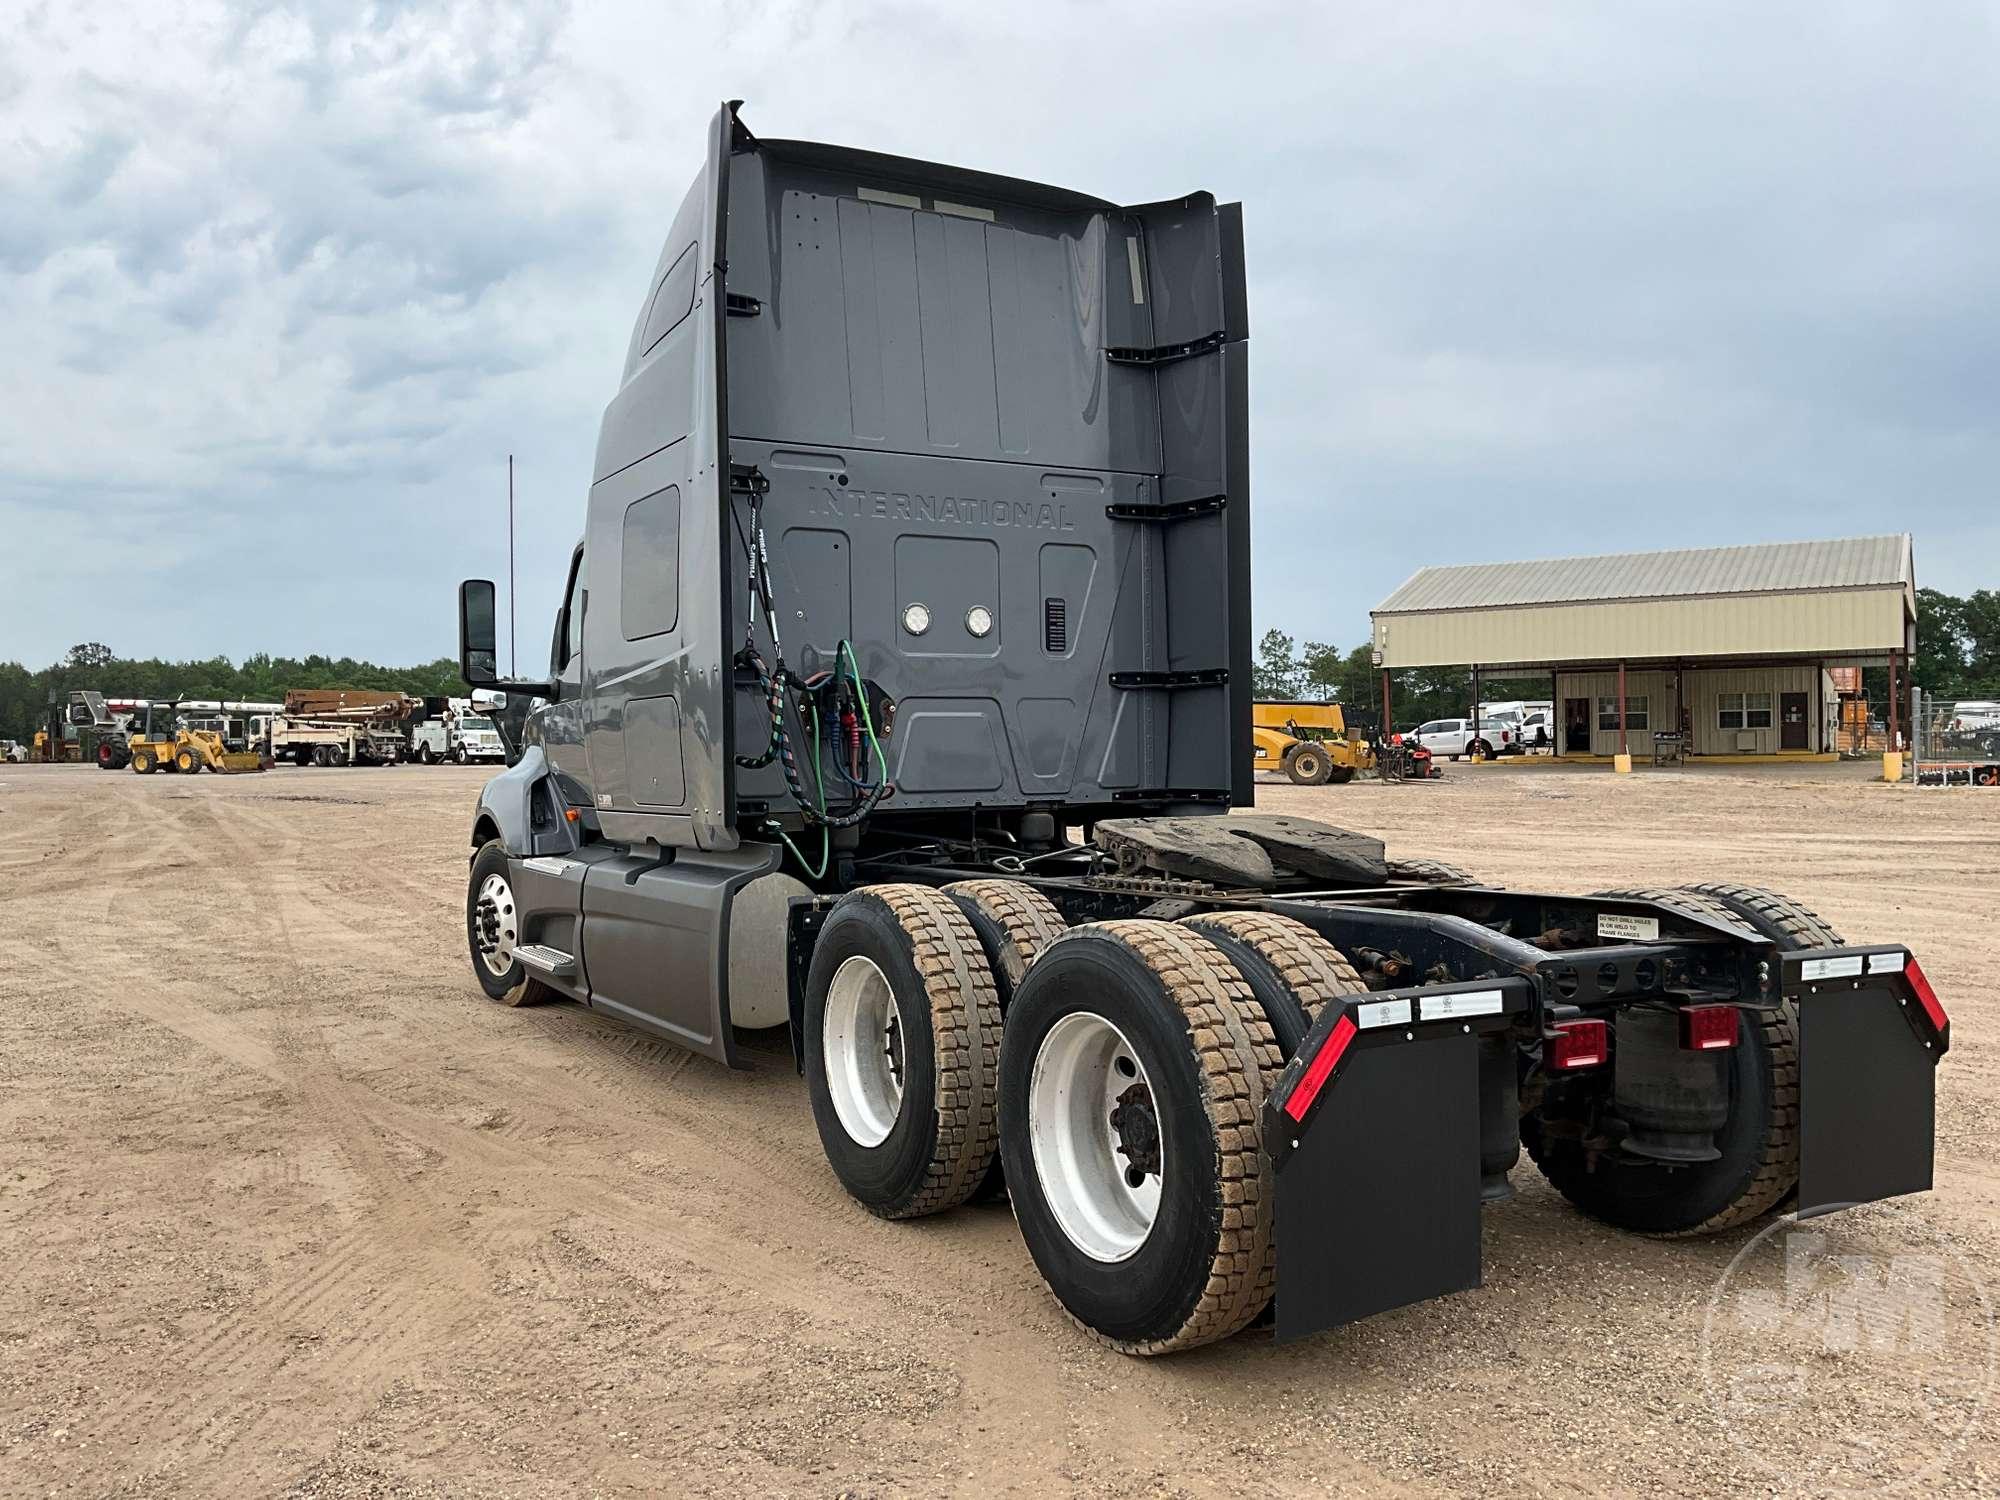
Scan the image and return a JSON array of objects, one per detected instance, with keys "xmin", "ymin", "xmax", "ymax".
[
  {"xmin": 1781, "ymin": 691, "xmax": 1809, "ymax": 750},
  {"xmin": 1563, "ymin": 697, "xmax": 1592, "ymax": 754}
]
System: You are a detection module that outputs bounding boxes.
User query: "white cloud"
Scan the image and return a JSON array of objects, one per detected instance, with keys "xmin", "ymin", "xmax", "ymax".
[{"xmin": 2, "ymin": 0, "xmax": 1995, "ymax": 668}]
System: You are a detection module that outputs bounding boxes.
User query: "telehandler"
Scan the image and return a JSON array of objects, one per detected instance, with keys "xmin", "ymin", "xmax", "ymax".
[
  {"xmin": 451, "ymin": 104, "xmax": 1949, "ymax": 1355},
  {"xmin": 1251, "ymin": 700, "xmax": 1372, "ymax": 784}
]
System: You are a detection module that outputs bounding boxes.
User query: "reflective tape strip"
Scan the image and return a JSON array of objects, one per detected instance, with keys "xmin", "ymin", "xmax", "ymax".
[
  {"xmin": 1801, "ymin": 955, "xmax": 1865, "ymax": 981},
  {"xmin": 1868, "ymin": 950, "xmax": 1907, "ymax": 975},
  {"xmin": 1283, "ymin": 1013, "xmax": 1358, "ymax": 1123},
  {"xmin": 1355, "ymin": 998, "xmax": 1412, "ymax": 1030},
  {"xmin": 1419, "ymin": 989, "xmax": 1504, "ymax": 1021}
]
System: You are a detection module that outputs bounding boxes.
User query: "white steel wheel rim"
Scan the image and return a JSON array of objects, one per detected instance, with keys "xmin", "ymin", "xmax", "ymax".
[
  {"xmin": 474, "ymin": 872, "xmax": 518, "ymax": 978},
  {"xmin": 823, "ymin": 955, "xmax": 905, "ymax": 1148},
  {"xmin": 1028, "ymin": 1012, "xmax": 1163, "ymax": 1263}
]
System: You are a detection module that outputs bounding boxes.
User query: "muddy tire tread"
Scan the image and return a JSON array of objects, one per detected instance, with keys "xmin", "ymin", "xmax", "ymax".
[
  {"xmin": 1387, "ymin": 857, "xmax": 1479, "ymax": 885},
  {"xmin": 1035, "ymin": 920, "xmax": 1281, "ymax": 1354},
  {"xmin": 941, "ymin": 879, "xmax": 1068, "ymax": 990},
  {"xmin": 853, "ymin": 885, "xmax": 1003, "ymax": 1219},
  {"xmin": 1176, "ymin": 911, "xmax": 1367, "ymax": 1027}
]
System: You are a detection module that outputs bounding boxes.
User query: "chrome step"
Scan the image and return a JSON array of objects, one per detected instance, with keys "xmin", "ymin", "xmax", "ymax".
[{"xmin": 514, "ymin": 944, "xmax": 578, "ymax": 978}]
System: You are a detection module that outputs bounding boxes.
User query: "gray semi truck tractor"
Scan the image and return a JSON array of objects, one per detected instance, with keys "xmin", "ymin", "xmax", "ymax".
[{"xmin": 454, "ymin": 103, "xmax": 1949, "ymax": 1354}]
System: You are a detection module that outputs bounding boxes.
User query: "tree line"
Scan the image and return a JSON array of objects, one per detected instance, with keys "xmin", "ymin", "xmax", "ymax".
[
  {"xmin": 1251, "ymin": 634, "xmax": 1550, "ymax": 729},
  {"xmin": 1256, "ymin": 586, "xmax": 2000, "ymax": 730},
  {"xmin": 7, "ymin": 584, "xmax": 1992, "ymax": 745},
  {"xmin": 0, "ymin": 643, "xmax": 464, "ymax": 743}
]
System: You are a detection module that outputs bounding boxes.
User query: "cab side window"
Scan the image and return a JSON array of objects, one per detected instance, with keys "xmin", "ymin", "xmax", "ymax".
[
  {"xmin": 566, "ymin": 554, "xmax": 587, "ymax": 662},
  {"xmin": 553, "ymin": 548, "xmax": 585, "ymax": 674},
  {"xmin": 622, "ymin": 486, "xmax": 681, "ymax": 639},
  {"xmin": 639, "ymin": 245, "xmax": 699, "ymax": 356}
]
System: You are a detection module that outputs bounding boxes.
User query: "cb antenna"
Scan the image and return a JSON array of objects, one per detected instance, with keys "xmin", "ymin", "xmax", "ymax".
[{"xmin": 507, "ymin": 453, "xmax": 517, "ymax": 677}]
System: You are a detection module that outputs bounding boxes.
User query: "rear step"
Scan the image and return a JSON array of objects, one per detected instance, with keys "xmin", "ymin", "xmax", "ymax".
[{"xmin": 515, "ymin": 944, "xmax": 578, "ymax": 978}]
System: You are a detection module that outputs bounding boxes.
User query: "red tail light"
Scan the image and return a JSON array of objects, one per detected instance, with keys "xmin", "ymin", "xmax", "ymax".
[
  {"xmin": 1548, "ymin": 1018, "xmax": 1608, "ymax": 1070},
  {"xmin": 1906, "ymin": 957, "xmax": 1948, "ymax": 1035},
  {"xmin": 1679, "ymin": 1004, "xmax": 1740, "ymax": 1051},
  {"xmin": 1283, "ymin": 1012, "xmax": 1358, "ymax": 1123}
]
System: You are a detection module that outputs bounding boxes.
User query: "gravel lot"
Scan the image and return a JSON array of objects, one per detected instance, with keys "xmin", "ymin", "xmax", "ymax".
[{"xmin": 2, "ymin": 759, "xmax": 1995, "ymax": 1497}]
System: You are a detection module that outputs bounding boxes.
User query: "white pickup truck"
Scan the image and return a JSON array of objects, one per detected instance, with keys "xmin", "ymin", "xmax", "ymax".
[{"xmin": 1409, "ymin": 716, "xmax": 1519, "ymax": 761}]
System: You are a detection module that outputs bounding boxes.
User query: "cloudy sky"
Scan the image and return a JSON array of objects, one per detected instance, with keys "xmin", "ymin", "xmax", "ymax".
[{"xmin": 4, "ymin": 1, "xmax": 1995, "ymax": 671}]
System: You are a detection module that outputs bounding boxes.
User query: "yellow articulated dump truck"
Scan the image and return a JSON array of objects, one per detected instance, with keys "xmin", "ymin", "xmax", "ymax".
[{"xmin": 1252, "ymin": 701, "xmax": 1373, "ymax": 785}]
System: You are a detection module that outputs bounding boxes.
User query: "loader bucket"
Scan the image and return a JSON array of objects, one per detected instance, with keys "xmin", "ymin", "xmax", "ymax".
[{"xmin": 216, "ymin": 753, "xmax": 269, "ymax": 774}]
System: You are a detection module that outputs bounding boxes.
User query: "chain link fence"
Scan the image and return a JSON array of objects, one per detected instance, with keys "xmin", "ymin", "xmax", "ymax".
[{"xmin": 1911, "ymin": 692, "xmax": 2000, "ymax": 787}]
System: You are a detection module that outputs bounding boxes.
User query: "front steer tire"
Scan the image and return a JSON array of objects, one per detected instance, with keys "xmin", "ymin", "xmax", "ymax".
[
  {"xmin": 1524, "ymin": 884, "xmax": 1841, "ymax": 1236},
  {"xmin": 999, "ymin": 921, "xmax": 1282, "ymax": 1355},
  {"xmin": 804, "ymin": 885, "xmax": 1001, "ymax": 1220},
  {"xmin": 466, "ymin": 841, "xmax": 554, "ymax": 1008}
]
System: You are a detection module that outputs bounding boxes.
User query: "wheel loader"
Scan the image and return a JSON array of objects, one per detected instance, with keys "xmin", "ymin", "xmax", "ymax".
[
  {"xmin": 449, "ymin": 104, "xmax": 1949, "ymax": 1357},
  {"xmin": 1251, "ymin": 701, "xmax": 1373, "ymax": 784},
  {"xmin": 126, "ymin": 701, "xmax": 266, "ymax": 774}
]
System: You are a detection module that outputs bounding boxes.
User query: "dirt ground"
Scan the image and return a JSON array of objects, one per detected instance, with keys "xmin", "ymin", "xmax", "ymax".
[{"xmin": 2, "ymin": 758, "xmax": 1996, "ymax": 1498}]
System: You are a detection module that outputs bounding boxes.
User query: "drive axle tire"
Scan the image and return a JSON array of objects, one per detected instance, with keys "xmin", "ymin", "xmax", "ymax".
[
  {"xmin": 176, "ymin": 750, "xmax": 199, "ymax": 774},
  {"xmin": 1177, "ymin": 911, "xmax": 1366, "ymax": 1058},
  {"xmin": 132, "ymin": 748, "xmax": 156, "ymax": 774},
  {"xmin": 999, "ymin": 921, "xmax": 1281, "ymax": 1355},
  {"xmin": 466, "ymin": 841, "xmax": 554, "ymax": 1007},
  {"xmin": 1387, "ymin": 856, "xmax": 1479, "ymax": 885},
  {"xmin": 1283, "ymin": 745, "xmax": 1332, "ymax": 785},
  {"xmin": 1524, "ymin": 884, "xmax": 1841, "ymax": 1236},
  {"xmin": 942, "ymin": 879, "xmax": 1068, "ymax": 1006},
  {"xmin": 944, "ymin": 879, "xmax": 1069, "ymax": 1202},
  {"xmin": 804, "ymin": 885, "xmax": 1001, "ymax": 1220}
]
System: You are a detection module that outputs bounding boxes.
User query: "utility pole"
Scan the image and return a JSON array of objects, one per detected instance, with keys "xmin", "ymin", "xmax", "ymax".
[{"xmin": 508, "ymin": 454, "xmax": 517, "ymax": 678}]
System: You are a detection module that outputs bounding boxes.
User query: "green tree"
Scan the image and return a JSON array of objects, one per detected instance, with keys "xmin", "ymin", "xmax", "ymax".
[
  {"xmin": 1961, "ymin": 590, "xmax": 2000, "ymax": 692},
  {"xmin": 1296, "ymin": 640, "xmax": 1345, "ymax": 701},
  {"xmin": 1253, "ymin": 629, "xmax": 1301, "ymax": 699},
  {"xmin": 0, "ymin": 652, "xmax": 468, "ymax": 741}
]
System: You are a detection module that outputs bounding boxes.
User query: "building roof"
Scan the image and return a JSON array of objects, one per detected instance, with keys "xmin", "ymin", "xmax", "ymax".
[{"xmin": 1375, "ymin": 534, "xmax": 1913, "ymax": 615}]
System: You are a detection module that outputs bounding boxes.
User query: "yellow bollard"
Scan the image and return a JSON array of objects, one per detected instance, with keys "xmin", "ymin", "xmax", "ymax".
[
  {"xmin": 1614, "ymin": 753, "xmax": 1633, "ymax": 774},
  {"xmin": 1883, "ymin": 750, "xmax": 1903, "ymax": 783}
]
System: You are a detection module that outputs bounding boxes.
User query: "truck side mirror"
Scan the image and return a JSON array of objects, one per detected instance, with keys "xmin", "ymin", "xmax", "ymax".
[{"xmin": 459, "ymin": 579, "xmax": 499, "ymax": 687}]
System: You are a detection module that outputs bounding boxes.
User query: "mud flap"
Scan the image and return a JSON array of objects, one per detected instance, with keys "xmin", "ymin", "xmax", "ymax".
[
  {"xmin": 1263, "ymin": 979, "xmax": 1532, "ymax": 1342},
  {"xmin": 1793, "ymin": 947, "xmax": 1945, "ymax": 1216}
]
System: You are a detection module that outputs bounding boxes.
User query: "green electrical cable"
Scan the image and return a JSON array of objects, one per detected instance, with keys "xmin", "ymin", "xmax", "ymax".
[{"xmin": 839, "ymin": 639, "xmax": 890, "ymax": 785}]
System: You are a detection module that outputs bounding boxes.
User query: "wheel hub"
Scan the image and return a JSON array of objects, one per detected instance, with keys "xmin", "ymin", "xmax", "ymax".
[
  {"xmin": 823, "ymin": 955, "xmax": 905, "ymax": 1148},
  {"xmin": 1028, "ymin": 1012, "xmax": 1164, "ymax": 1263},
  {"xmin": 473, "ymin": 873, "xmax": 517, "ymax": 977},
  {"xmin": 1110, "ymin": 1081, "xmax": 1161, "ymax": 1183}
]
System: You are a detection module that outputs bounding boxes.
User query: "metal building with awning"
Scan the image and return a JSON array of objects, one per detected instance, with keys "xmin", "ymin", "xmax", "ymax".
[{"xmin": 1371, "ymin": 534, "xmax": 1917, "ymax": 761}]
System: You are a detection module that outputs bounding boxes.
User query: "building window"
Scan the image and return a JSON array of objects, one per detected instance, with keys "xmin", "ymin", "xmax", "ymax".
[
  {"xmin": 1718, "ymin": 691, "xmax": 1773, "ymax": 730},
  {"xmin": 1596, "ymin": 695, "xmax": 1649, "ymax": 731}
]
